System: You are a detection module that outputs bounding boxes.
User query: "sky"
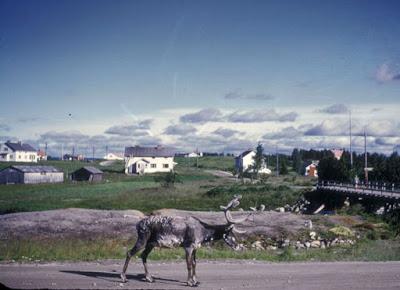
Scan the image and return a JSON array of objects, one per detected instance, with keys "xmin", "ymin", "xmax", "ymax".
[{"xmin": 0, "ymin": 0, "xmax": 400, "ymax": 157}]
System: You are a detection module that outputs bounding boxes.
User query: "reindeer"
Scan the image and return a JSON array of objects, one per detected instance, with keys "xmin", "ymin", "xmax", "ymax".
[{"xmin": 121, "ymin": 195, "xmax": 248, "ymax": 286}]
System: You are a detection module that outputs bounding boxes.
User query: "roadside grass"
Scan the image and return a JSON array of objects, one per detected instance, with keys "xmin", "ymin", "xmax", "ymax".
[{"xmin": 1, "ymin": 238, "xmax": 399, "ymax": 262}]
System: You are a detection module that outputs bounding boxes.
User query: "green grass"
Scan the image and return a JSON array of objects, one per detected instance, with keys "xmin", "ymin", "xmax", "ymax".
[
  {"xmin": 175, "ymin": 156, "xmax": 235, "ymax": 172},
  {"xmin": 1, "ymin": 238, "xmax": 399, "ymax": 262}
]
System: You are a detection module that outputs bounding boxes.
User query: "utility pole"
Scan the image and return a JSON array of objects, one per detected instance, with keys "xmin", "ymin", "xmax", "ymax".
[
  {"xmin": 276, "ymin": 146, "xmax": 279, "ymax": 177},
  {"xmin": 72, "ymin": 146, "xmax": 75, "ymax": 158},
  {"xmin": 61, "ymin": 144, "xmax": 64, "ymax": 161},
  {"xmin": 349, "ymin": 110, "xmax": 353, "ymax": 168},
  {"xmin": 92, "ymin": 146, "xmax": 95, "ymax": 161},
  {"xmin": 45, "ymin": 142, "xmax": 48, "ymax": 155},
  {"xmin": 364, "ymin": 130, "xmax": 368, "ymax": 184},
  {"xmin": 105, "ymin": 145, "xmax": 108, "ymax": 157}
]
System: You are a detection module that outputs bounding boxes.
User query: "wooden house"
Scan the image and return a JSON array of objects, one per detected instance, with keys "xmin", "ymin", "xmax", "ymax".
[
  {"xmin": 0, "ymin": 141, "xmax": 37, "ymax": 163},
  {"xmin": 71, "ymin": 166, "xmax": 103, "ymax": 182},
  {"xmin": 235, "ymin": 150, "xmax": 271, "ymax": 174},
  {"xmin": 124, "ymin": 145, "xmax": 176, "ymax": 175},
  {"xmin": 0, "ymin": 165, "xmax": 64, "ymax": 184}
]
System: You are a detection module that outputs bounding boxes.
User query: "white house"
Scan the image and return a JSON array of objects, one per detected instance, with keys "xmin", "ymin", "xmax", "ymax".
[
  {"xmin": 103, "ymin": 152, "xmax": 124, "ymax": 161},
  {"xmin": 235, "ymin": 150, "xmax": 271, "ymax": 174},
  {"xmin": 185, "ymin": 152, "xmax": 203, "ymax": 158},
  {"xmin": 0, "ymin": 141, "xmax": 38, "ymax": 163},
  {"xmin": 124, "ymin": 145, "xmax": 176, "ymax": 175},
  {"xmin": 304, "ymin": 160, "xmax": 319, "ymax": 177}
]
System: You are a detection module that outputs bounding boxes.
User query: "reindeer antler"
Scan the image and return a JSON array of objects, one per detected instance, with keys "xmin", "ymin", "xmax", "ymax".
[{"xmin": 221, "ymin": 195, "xmax": 249, "ymax": 224}]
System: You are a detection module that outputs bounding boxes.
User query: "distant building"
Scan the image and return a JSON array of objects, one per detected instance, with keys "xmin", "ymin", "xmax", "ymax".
[
  {"xmin": 185, "ymin": 152, "xmax": 203, "ymax": 158},
  {"xmin": 331, "ymin": 149, "xmax": 344, "ymax": 160},
  {"xmin": 304, "ymin": 160, "xmax": 319, "ymax": 177},
  {"xmin": 124, "ymin": 145, "xmax": 176, "ymax": 175},
  {"xmin": 37, "ymin": 149, "xmax": 47, "ymax": 161},
  {"xmin": 71, "ymin": 166, "xmax": 103, "ymax": 182},
  {"xmin": 0, "ymin": 165, "xmax": 64, "ymax": 184},
  {"xmin": 0, "ymin": 141, "xmax": 38, "ymax": 163},
  {"xmin": 235, "ymin": 150, "xmax": 271, "ymax": 174},
  {"xmin": 103, "ymin": 152, "xmax": 124, "ymax": 161},
  {"xmin": 63, "ymin": 154, "xmax": 84, "ymax": 161}
]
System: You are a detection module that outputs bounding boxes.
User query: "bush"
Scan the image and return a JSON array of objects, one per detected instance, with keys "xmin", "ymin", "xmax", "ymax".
[{"xmin": 153, "ymin": 171, "xmax": 181, "ymax": 188}]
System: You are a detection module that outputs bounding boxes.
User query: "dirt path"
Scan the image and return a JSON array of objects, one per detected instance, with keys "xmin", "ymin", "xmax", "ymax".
[{"xmin": 1, "ymin": 260, "xmax": 399, "ymax": 289}]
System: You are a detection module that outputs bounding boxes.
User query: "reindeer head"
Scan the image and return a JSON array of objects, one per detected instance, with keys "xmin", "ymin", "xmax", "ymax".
[{"xmin": 220, "ymin": 195, "xmax": 249, "ymax": 251}]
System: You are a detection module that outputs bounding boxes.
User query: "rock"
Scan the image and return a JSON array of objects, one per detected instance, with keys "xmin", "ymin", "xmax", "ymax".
[
  {"xmin": 304, "ymin": 220, "xmax": 313, "ymax": 230},
  {"xmin": 251, "ymin": 241, "xmax": 265, "ymax": 250},
  {"xmin": 329, "ymin": 226, "xmax": 355, "ymax": 238},
  {"xmin": 304, "ymin": 242, "xmax": 311, "ymax": 248},
  {"xmin": 275, "ymin": 207, "xmax": 285, "ymax": 213},
  {"xmin": 310, "ymin": 240, "xmax": 320, "ymax": 248},
  {"xmin": 266, "ymin": 245, "xmax": 277, "ymax": 250},
  {"xmin": 295, "ymin": 241, "xmax": 305, "ymax": 249}
]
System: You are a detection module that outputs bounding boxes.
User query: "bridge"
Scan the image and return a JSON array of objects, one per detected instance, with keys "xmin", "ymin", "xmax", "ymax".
[{"xmin": 316, "ymin": 181, "xmax": 400, "ymax": 202}]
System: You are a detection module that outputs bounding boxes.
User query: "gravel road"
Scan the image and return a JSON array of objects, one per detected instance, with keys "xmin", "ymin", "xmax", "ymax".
[{"xmin": 1, "ymin": 260, "xmax": 399, "ymax": 290}]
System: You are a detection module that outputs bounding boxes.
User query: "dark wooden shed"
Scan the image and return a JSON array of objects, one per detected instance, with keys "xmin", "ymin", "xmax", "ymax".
[{"xmin": 71, "ymin": 166, "xmax": 103, "ymax": 182}]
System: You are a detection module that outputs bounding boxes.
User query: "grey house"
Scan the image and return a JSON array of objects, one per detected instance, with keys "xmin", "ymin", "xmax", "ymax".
[
  {"xmin": 0, "ymin": 165, "xmax": 64, "ymax": 184},
  {"xmin": 71, "ymin": 166, "xmax": 103, "ymax": 182}
]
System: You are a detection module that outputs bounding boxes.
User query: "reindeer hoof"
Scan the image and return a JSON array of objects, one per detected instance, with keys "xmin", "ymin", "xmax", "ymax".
[
  {"xmin": 145, "ymin": 275, "xmax": 154, "ymax": 283},
  {"xmin": 187, "ymin": 280, "xmax": 199, "ymax": 287},
  {"xmin": 120, "ymin": 273, "xmax": 127, "ymax": 283}
]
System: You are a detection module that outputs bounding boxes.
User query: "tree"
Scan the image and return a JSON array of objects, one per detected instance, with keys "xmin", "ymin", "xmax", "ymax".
[
  {"xmin": 252, "ymin": 143, "xmax": 264, "ymax": 179},
  {"xmin": 279, "ymin": 156, "xmax": 288, "ymax": 175}
]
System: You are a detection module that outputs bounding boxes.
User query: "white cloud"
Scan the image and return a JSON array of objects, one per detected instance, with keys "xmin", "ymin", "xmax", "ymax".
[{"xmin": 375, "ymin": 63, "xmax": 400, "ymax": 83}]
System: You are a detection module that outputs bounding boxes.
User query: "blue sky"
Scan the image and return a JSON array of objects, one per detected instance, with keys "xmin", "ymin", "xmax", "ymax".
[{"xmin": 0, "ymin": 0, "xmax": 399, "ymax": 156}]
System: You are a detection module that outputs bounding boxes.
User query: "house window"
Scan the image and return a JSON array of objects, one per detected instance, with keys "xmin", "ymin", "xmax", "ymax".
[
  {"xmin": 10, "ymin": 155, "xmax": 13, "ymax": 159},
  {"xmin": 18, "ymin": 155, "xmax": 21, "ymax": 159},
  {"xmin": 163, "ymin": 164, "xmax": 169, "ymax": 168},
  {"xmin": 41, "ymin": 171, "xmax": 46, "ymax": 175},
  {"xmin": 3, "ymin": 147, "xmax": 7, "ymax": 151},
  {"xmin": 150, "ymin": 164, "xmax": 156, "ymax": 168}
]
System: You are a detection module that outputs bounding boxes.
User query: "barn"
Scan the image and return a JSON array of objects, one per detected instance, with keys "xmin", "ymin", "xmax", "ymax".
[
  {"xmin": 0, "ymin": 165, "xmax": 64, "ymax": 184},
  {"xmin": 71, "ymin": 166, "xmax": 103, "ymax": 182}
]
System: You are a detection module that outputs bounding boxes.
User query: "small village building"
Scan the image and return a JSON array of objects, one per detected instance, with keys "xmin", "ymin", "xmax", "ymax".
[
  {"xmin": 0, "ymin": 165, "xmax": 64, "ymax": 184},
  {"xmin": 125, "ymin": 145, "xmax": 176, "ymax": 175},
  {"xmin": 331, "ymin": 149, "xmax": 344, "ymax": 160},
  {"xmin": 71, "ymin": 166, "xmax": 103, "ymax": 182},
  {"xmin": 37, "ymin": 150, "xmax": 47, "ymax": 161},
  {"xmin": 304, "ymin": 160, "xmax": 319, "ymax": 177},
  {"xmin": 185, "ymin": 152, "xmax": 203, "ymax": 158},
  {"xmin": 0, "ymin": 141, "xmax": 37, "ymax": 163},
  {"xmin": 63, "ymin": 154, "xmax": 85, "ymax": 161},
  {"xmin": 235, "ymin": 150, "xmax": 271, "ymax": 174},
  {"xmin": 103, "ymin": 152, "xmax": 124, "ymax": 160}
]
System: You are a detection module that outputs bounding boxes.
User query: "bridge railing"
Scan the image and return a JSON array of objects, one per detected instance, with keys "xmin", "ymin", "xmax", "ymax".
[{"xmin": 317, "ymin": 180, "xmax": 400, "ymax": 198}]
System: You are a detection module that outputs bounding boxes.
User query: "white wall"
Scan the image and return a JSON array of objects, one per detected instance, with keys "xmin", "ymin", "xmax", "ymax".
[
  {"xmin": 0, "ymin": 144, "xmax": 37, "ymax": 163},
  {"xmin": 125, "ymin": 157, "xmax": 175, "ymax": 174}
]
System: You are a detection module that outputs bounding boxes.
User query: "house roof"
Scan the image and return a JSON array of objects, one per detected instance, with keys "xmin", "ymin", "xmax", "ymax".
[
  {"xmin": 235, "ymin": 150, "xmax": 254, "ymax": 159},
  {"xmin": 82, "ymin": 166, "xmax": 103, "ymax": 174},
  {"xmin": 124, "ymin": 146, "xmax": 174, "ymax": 157},
  {"xmin": 5, "ymin": 141, "xmax": 36, "ymax": 152},
  {"xmin": 9, "ymin": 165, "xmax": 62, "ymax": 173}
]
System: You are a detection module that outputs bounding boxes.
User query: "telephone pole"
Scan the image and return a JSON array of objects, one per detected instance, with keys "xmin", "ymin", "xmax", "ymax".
[
  {"xmin": 276, "ymin": 146, "xmax": 279, "ymax": 177},
  {"xmin": 349, "ymin": 110, "xmax": 353, "ymax": 168},
  {"xmin": 364, "ymin": 130, "xmax": 368, "ymax": 184}
]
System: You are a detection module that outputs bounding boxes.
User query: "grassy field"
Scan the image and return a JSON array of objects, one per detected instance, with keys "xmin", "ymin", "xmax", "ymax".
[
  {"xmin": 1, "ymin": 237, "xmax": 399, "ymax": 262},
  {"xmin": 0, "ymin": 157, "xmax": 312, "ymax": 214}
]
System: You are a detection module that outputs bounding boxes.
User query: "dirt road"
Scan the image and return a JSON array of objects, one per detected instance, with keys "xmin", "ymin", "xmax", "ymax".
[{"xmin": 1, "ymin": 260, "xmax": 399, "ymax": 289}]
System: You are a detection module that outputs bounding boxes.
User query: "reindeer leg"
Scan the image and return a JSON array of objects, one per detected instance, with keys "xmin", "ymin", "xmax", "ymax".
[
  {"xmin": 185, "ymin": 246, "xmax": 195, "ymax": 287},
  {"xmin": 121, "ymin": 240, "xmax": 146, "ymax": 283},
  {"xmin": 141, "ymin": 244, "xmax": 155, "ymax": 283},
  {"xmin": 192, "ymin": 249, "xmax": 199, "ymax": 285}
]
